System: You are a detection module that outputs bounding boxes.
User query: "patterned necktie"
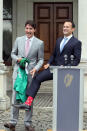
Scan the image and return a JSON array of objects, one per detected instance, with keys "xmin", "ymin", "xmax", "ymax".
[
  {"xmin": 25, "ymin": 39, "xmax": 30, "ymax": 57},
  {"xmin": 60, "ymin": 37, "xmax": 68, "ymax": 53}
]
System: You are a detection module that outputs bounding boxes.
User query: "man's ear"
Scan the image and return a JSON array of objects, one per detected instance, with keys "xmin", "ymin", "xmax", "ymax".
[
  {"xmin": 34, "ymin": 29, "xmax": 36, "ymax": 33},
  {"xmin": 72, "ymin": 28, "xmax": 75, "ymax": 32}
]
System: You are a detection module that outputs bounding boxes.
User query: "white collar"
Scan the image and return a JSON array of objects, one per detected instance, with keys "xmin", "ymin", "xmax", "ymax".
[
  {"xmin": 64, "ymin": 34, "xmax": 73, "ymax": 40},
  {"xmin": 26, "ymin": 35, "xmax": 34, "ymax": 41}
]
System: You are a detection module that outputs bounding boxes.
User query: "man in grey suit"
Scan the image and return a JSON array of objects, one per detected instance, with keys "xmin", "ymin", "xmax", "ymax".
[{"xmin": 4, "ymin": 20, "xmax": 44, "ymax": 131}]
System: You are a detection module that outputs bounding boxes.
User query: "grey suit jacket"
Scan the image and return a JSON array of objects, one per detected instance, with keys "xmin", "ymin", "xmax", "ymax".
[{"xmin": 11, "ymin": 35, "xmax": 44, "ymax": 80}]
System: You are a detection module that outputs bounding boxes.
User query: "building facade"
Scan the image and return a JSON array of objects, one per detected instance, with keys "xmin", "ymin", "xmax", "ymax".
[{"xmin": 0, "ymin": 0, "xmax": 87, "ymax": 110}]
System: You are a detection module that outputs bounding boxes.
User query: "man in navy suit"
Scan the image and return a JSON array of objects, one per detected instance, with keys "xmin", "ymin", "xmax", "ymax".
[{"xmin": 15, "ymin": 20, "xmax": 82, "ymax": 110}]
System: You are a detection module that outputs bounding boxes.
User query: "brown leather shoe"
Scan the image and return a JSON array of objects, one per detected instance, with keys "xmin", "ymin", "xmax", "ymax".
[
  {"xmin": 4, "ymin": 122, "xmax": 15, "ymax": 131},
  {"xmin": 25, "ymin": 125, "xmax": 35, "ymax": 131}
]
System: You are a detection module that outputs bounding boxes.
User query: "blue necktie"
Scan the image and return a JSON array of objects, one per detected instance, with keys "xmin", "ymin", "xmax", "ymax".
[{"xmin": 60, "ymin": 37, "xmax": 68, "ymax": 53}]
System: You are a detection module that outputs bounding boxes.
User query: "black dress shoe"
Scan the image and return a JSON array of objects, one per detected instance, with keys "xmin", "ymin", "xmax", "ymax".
[
  {"xmin": 4, "ymin": 122, "xmax": 15, "ymax": 131},
  {"xmin": 13, "ymin": 103, "xmax": 31, "ymax": 110},
  {"xmin": 25, "ymin": 125, "xmax": 35, "ymax": 131}
]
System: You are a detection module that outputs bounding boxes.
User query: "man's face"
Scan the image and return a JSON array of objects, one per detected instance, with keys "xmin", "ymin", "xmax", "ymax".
[
  {"xmin": 25, "ymin": 24, "xmax": 36, "ymax": 38},
  {"xmin": 63, "ymin": 22, "xmax": 75, "ymax": 37}
]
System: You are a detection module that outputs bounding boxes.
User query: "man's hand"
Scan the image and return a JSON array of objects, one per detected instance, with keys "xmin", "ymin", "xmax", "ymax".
[
  {"xmin": 44, "ymin": 63, "xmax": 50, "ymax": 69},
  {"xmin": 17, "ymin": 58, "xmax": 22, "ymax": 63},
  {"xmin": 30, "ymin": 68, "xmax": 37, "ymax": 78}
]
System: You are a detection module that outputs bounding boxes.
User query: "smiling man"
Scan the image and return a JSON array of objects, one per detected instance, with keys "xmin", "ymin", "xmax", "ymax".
[{"xmin": 4, "ymin": 20, "xmax": 44, "ymax": 131}]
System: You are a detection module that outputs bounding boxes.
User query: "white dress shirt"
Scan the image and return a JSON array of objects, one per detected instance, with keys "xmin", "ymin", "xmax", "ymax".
[{"xmin": 60, "ymin": 34, "xmax": 73, "ymax": 52}]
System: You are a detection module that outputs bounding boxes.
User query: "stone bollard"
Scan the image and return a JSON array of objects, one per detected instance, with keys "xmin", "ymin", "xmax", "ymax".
[{"xmin": 0, "ymin": 64, "xmax": 10, "ymax": 110}]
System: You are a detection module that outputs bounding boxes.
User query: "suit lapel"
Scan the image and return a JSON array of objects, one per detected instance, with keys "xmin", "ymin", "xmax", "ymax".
[
  {"xmin": 58, "ymin": 37, "xmax": 63, "ymax": 54},
  {"xmin": 22, "ymin": 36, "xmax": 26, "ymax": 56},
  {"xmin": 61, "ymin": 36, "xmax": 74, "ymax": 53}
]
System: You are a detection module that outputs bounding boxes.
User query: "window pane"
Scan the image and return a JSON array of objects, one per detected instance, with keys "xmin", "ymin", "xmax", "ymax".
[
  {"xmin": 3, "ymin": 20, "xmax": 12, "ymax": 66},
  {"xmin": 3, "ymin": 0, "xmax": 12, "ymax": 19}
]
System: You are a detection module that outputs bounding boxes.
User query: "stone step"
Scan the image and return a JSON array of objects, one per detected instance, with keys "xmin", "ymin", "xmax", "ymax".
[
  {"xmin": 34, "ymin": 93, "xmax": 53, "ymax": 106},
  {"xmin": 34, "ymin": 93, "xmax": 53, "ymax": 109},
  {"xmin": 7, "ymin": 91, "xmax": 53, "ymax": 109},
  {"xmin": 38, "ymin": 80, "xmax": 53, "ymax": 93}
]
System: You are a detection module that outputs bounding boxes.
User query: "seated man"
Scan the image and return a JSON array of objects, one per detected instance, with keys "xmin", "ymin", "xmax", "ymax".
[{"xmin": 14, "ymin": 19, "xmax": 82, "ymax": 110}]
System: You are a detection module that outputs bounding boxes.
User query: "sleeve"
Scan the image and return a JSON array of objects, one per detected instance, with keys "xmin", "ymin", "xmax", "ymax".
[
  {"xmin": 34, "ymin": 41, "xmax": 44, "ymax": 71},
  {"xmin": 11, "ymin": 37, "xmax": 19, "ymax": 62},
  {"xmin": 48, "ymin": 40, "xmax": 58, "ymax": 65},
  {"xmin": 72, "ymin": 40, "xmax": 82, "ymax": 66}
]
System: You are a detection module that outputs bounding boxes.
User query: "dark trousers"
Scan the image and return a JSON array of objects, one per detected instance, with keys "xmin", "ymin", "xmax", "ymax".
[{"xmin": 26, "ymin": 68, "xmax": 53, "ymax": 98}]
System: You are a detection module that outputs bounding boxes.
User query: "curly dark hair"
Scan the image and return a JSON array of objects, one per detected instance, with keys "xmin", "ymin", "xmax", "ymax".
[{"xmin": 25, "ymin": 20, "xmax": 36, "ymax": 29}]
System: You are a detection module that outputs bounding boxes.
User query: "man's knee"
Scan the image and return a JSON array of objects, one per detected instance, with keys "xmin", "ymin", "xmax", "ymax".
[
  {"xmin": 34, "ymin": 72, "xmax": 45, "ymax": 83},
  {"xmin": 33, "ymin": 76, "xmax": 41, "ymax": 84}
]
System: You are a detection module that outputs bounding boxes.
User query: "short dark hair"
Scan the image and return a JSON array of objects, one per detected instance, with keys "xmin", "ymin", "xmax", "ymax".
[
  {"xmin": 25, "ymin": 20, "xmax": 36, "ymax": 29},
  {"xmin": 64, "ymin": 19, "xmax": 75, "ymax": 28}
]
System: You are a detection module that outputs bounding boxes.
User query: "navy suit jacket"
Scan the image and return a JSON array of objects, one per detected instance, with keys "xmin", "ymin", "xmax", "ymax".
[{"xmin": 48, "ymin": 36, "xmax": 82, "ymax": 66}]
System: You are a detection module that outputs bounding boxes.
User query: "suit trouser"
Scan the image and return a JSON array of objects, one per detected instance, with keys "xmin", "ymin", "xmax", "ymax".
[
  {"xmin": 10, "ymin": 74, "xmax": 33, "ymax": 126},
  {"xmin": 26, "ymin": 68, "xmax": 53, "ymax": 98}
]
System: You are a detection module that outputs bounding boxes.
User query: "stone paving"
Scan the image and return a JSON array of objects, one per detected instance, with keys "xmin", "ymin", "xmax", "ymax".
[
  {"xmin": 0, "ymin": 93, "xmax": 53, "ymax": 131},
  {"xmin": 0, "ymin": 81, "xmax": 87, "ymax": 131}
]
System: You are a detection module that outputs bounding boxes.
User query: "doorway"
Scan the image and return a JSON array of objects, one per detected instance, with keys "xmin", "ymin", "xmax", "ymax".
[{"xmin": 34, "ymin": 2, "xmax": 73, "ymax": 63}]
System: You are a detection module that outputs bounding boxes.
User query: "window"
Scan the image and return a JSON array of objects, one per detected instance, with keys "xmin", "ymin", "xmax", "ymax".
[{"xmin": 3, "ymin": 0, "xmax": 12, "ymax": 66}]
